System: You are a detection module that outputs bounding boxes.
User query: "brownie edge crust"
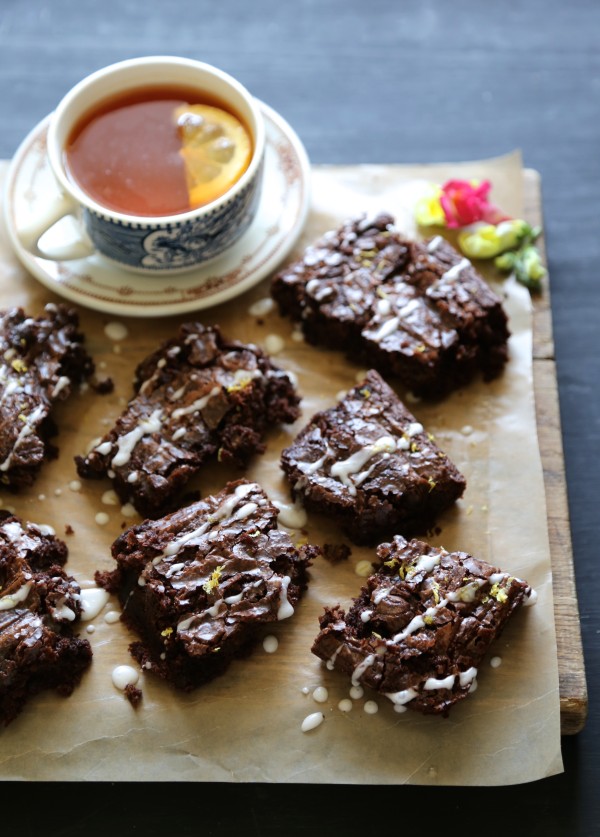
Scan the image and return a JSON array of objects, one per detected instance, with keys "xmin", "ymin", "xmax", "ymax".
[
  {"xmin": 101, "ymin": 480, "xmax": 317, "ymax": 691},
  {"xmin": 311, "ymin": 536, "xmax": 536, "ymax": 716}
]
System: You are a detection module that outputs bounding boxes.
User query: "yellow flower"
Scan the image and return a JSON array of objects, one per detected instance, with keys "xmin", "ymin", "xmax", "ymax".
[
  {"xmin": 458, "ymin": 220, "xmax": 531, "ymax": 259},
  {"xmin": 415, "ymin": 185, "xmax": 446, "ymax": 227}
]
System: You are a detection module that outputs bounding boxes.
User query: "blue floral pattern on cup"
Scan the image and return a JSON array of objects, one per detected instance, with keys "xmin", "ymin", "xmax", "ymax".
[{"xmin": 82, "ymin": 158, "xmax": 264, "ymax": 272}]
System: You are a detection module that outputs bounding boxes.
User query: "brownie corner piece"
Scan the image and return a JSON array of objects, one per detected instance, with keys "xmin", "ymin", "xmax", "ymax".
[
  {"xmin": 312, "ymin": 535, "xmax": 535, "ymax": 716},
  {"xmin": 0, "ymin": 512, "xmax": 92, "ymax": 726},
  {"xmin": 75, "ymin": 323, "xmax": 300, "ymax": 517},
  {"xmin": 0, "ymin": 303, "xmax": 95, "ymax": 490},
  {"xmin": 281, "ymin": 369, "xmax": 465, "ymax": 544},
  {"xmin": 107, "ymin": 479, "xmax": 315, "ymax": 690}
]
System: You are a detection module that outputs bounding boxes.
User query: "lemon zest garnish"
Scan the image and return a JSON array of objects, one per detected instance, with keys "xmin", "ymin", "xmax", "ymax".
[
  {"xmin": 489, "ymin": 582, "xmax": 508, "ymax": 603},
  {"xmin": 11, "ymin": 359, "xmax": 27, "ymax": 373},
  {"xmin": 161, "ymin": 627, "xmax": 173, "ymax": 638},
  {"xmin": 203, "ymin": 564, "xmax": 224, "ymax": 594}
]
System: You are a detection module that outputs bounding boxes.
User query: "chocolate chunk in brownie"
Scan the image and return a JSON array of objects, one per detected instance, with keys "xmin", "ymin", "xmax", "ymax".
[
  {"xmin": 76, "ymin": 323, "xmax": 300, "ymax": 518},
  {"xmin": 0, "ymin": 303, "xmax": 95, "ymax": 490},
  {"xmin": 101, "ymin": 480, "xmax": 316, "ymax": 691},
  {"xmin": 272, "ymin": 214, "xmax": 509, "ymax": 398},
  {"xmin": 0, "ymin": 511, "xmax": 92, "ymax": 726},
  {"xmin": 280, "ymin": 369, "xmax": 466, "ymax": 544},
  {"xmin": 312, "ymin": 535, "xmax": 536, "ymax": 716}
]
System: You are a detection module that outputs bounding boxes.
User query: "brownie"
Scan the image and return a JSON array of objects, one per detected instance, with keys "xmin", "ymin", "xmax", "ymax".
[
  {"xmin": 312, "ymin": 535, "xmax": 536, "ymax": 716},
  {"xmin": 76, "ymin": 323, "xmax": 300, "ymax": 517},
  {"xmin": 0, "ymin": 511, "xmax": 92, "ymax": 726},
  {"xmin": 280, "ymin": 369, "xmax": 466, "ymax": 544},
  {"xmin": 272, "ymin": 214, "xmax": 509, "ymax": 398},
  {"xmin": 100, "ymin": 479, "xmax": 316, "ymax": 690},
  {"xmin": 0, "ymin": 303, "xmax": 95, "ymax": 489}
]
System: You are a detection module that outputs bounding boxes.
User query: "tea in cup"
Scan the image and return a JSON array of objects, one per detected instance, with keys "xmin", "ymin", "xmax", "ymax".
[{"xmin": 19, "ymin": 56, "xmax": 266, "ymax": 274}]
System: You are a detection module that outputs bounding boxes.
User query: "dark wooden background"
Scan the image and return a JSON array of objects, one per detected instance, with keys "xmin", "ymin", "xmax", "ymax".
[{"xmin": 0, "ymin": 1, "xmax": 597, "ymax": 834}]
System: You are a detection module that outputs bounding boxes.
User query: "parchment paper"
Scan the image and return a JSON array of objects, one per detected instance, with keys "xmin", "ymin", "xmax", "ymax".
[{"xmin": 0, "ymin": 151, "xmax": 563, "ymax": 785}]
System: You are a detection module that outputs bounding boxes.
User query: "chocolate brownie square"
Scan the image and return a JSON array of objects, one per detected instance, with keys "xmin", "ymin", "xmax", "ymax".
[
  {"xmin": 0, "ymin": 303, "xmax": 95, "ymax": 489},
  {"xmin": 100, "ymin": 480, "xmax": 316, "ymax": 690},
  {"xmin": 312, "ymin": 535, "xmax": 536, "ymax": 716},
  {"xmin": 0, "ymin": 511, "xmax": 92, "ymax": 726},
  {"xmin": 280, "ymin": 369, "xmax": 466, "ymax": 544},
  {"xmin": 272, "ymin": 214, "xmax": 509, "ymax": 398},
  {"xmin": 76, "ymin": 323, "xmax": 300, "ymax": 517}
]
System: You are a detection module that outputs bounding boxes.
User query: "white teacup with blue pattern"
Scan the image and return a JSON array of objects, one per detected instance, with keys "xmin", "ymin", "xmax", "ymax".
[{"xmin": 18, "ymin": 56, "xmax": 266, "ymax": 274}]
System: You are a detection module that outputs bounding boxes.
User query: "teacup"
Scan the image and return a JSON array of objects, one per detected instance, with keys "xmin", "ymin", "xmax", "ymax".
[{"xmin": 18, "ymin": 56, "xmax": 266, "ymax": 274}]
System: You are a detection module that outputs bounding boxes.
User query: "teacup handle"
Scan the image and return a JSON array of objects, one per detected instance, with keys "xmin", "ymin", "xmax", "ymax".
[{"xmin": 18, "ymin": 191, "xmax": 96, "ymax": 261}]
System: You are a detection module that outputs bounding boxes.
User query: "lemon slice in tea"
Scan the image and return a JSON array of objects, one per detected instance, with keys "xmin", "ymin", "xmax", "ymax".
[{"xmin": 175, "ymin": 104, "xmax": 252, "ymax": 208}]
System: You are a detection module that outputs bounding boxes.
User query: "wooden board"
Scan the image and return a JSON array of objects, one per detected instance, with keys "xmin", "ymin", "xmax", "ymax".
[{"xmin": 526, "ymin": 168, "xmax": 588, "ymax": 734}]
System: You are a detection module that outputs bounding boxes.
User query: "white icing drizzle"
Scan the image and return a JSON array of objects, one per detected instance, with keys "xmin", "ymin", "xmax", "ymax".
[
  {"xmin": 349, "ymin": 684, "xmax": 364, "ymax": 700},
  {"xmin": 79, "ymin": 588, "xmax": 110, "ymax": 621},
  {"xmin": 232, "ymin": 501, "xmax": 258, "ymax": 521},
  {"xmin": 0, "ymin": 581, "xmax": 33, "ymax": 610},
  {"xmin": 224, "ymin": 591, "xmax": 244, "ymax": 604},
  {"xmin": 413, "ymin": 552, "xmax": 442, "ymax": 575},
  {"xmin": 312, "ymin": 686, "xmax": 329, "ymax": 703},
  {"xmin": 111, "ymin": 665, "xmax": 139, "ymax": 690},
  {"xmin": 370, "ymin": 316, "xmax": 399, "ymax": 343},
  {"xmin": 427, "ymin": 235, "xmax": 443, "ymax": 252},
  {"xmin": 301, "ymin": 712, "xmax": 324, "ymax": 733},
  {"xmin": 164, "ymin": 562, "xmax": 185, "ymax": 579},
  {"xmin": 441, "ymin": 257, "xmax": 470, "ymax": 282},
  {"xmin": 376, "ymin": 298, "xmax": 392, "ymax": 316},
  {"xmin": 392, "ymin": 598, "xmax": 448, "ymax": 644},
  {"xmin": 360, "ymin": 609, "xmax": 373, "ymax": 623},
  {"xmin": 490, "ymin": 656, "xmax": 502, "ymax": 668},
  {"xmin": 95, "ymin": 440, "xmax": 112, "ymax": 456},
  {"xmin": 109, "ymin": 409, "xmax": 163, "ymax": 467},
  {"xmin": 264, "ymin": 334, "xmax": 285, "ymax": 354},
  {"xmin": 446, "ymin": 578, "xmax": 486, "ymax": 602},
  {"xmin": 277, "ymin": 575, "xmax": 294, "ymax": 620},
  {"xmin": 297, "ymin": 450, "xmax": 330, "ymax": 475},
  {"xmin": 330, "ymin": 436, "xmax": 396, "ymax": 495},
  {"xmin": 373, "ymin": 586, "xmax": 392, "ymax": 605},
  {"xmin": 52, "ymin": 599, "xmax": 76, "ymax": 621},
  {"xmin": 459, "ymin": 667, "xmax": 479, "ymax": 688},
  {"xmin": 385, "ymin": 687, "xmax": 418, "ymax": 712},
  {"xmin": 338, "ymin": 699, "xmax": 353, "ymax": 712},
  {"xmin": 95, "ymin": 512, "xmax": 110, "ymax": 526},
  {"xmin": 351, "ymin": 653, "xmax": 376, "ymax": 686},
  {"xmin": 69, "ymin": 479, "xmax": 82, "ymax": 492},
  {"xmin": 0, "ymin": 404, "xmax": 46, "ymax": 471},
  {"xmin": 273, "ymin": 499, "xmax": 307, "ymax": 529},
  {"xmin": 104, "ymin": 322, "xmax": 129, "ymax": 341},
  {"xmin": 423, "ymin": 674, "xmax": 455, "ymax": 690},
  {"xmin": 262, "ymin": 635, "xmax": 279, "ymax": 653},
  {"xmin": 326, "ymin": 645, "xmax": 343, "ymax": 671},
  {"xmin": 171, "ymin": 386, "xmax": 220, "ymax": 420},
  {"xmin": 172, "ymin": 427, "xmax": 186, "ymax": 441},
  {"xmin": 248, "ymin": 297, "xmax": 274, "ymax": 317},
  {"xmin": 407, "ymin": 421, "xmax": 423, "ymax": 437},
  {"xmin": 156, "ymin": 484, "xmax": 259, "ymax": 564},
  {"xmin": 127, "ymin": 471, "xmax": 139, "ymax": 483},
  {"xmin": 524, "ymin": 588, "xmax": 538, "ymax": 606},
  {"xmin": 50, "ymin": 375, "xmax": 70, "ymax": 398},
  {"xmin": 364, "ymin": 700, "xmax": 379, "ymax": 715},
  {"xmin": 102, "ymin": 490, "xmax": 119, "ymax": 506},
  {"xmin": 104, "ymin": 610, "xmax": 121, "ymax": 624},
  {"xmin": 355, "ymin": 560, "xmax": 373, "ymax": 578}
]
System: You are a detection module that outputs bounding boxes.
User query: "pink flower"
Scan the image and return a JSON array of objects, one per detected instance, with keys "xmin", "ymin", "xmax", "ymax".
[{"xmin": 439, "ymin": 179, "xmax": 508, "ymax": 228}]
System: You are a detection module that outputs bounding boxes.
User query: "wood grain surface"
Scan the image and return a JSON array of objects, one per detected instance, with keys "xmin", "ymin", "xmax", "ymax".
[{"xmin": 527, "ymin": 168, "xmax": 587, "ymax": 734}]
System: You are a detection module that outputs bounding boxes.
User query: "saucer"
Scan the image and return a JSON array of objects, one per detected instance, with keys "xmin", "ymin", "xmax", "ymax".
[{"xmin": 3, "ymin": 101, "xmax": 310, "ymax": 317}]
